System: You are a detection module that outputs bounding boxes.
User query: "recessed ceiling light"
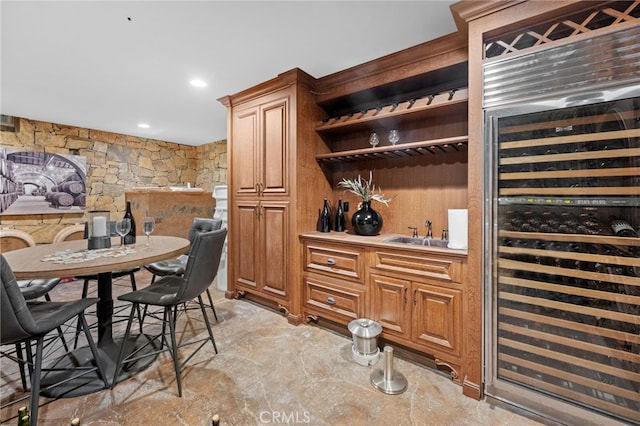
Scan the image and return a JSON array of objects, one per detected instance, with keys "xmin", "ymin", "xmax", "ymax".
[
  {"xmin": 137, "ymin": 123, "xmax": 150, "ymax": 129},
  {"xmin": 190, "ymin": 79, "xmax": 207, "ymax": 88}
]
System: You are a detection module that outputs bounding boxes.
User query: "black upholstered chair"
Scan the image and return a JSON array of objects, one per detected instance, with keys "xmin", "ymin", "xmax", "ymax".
[
  {"xmin": 0, "ymin": 229, "xmax": 65, "ymax": 305},
  {"xmin": 113, "ymin": 227, "xmax": 227, "ymax": 397},
  {"xmin": 0, "ymin": 229, "xmax": 68, "ymax": 390},
  {"xmin": 144, "ymin": 217, "xmax": 223, "ymax": 321},
  {"xmin": 0, "ymin": 255, "xmax": 108, "ymax": 425}
]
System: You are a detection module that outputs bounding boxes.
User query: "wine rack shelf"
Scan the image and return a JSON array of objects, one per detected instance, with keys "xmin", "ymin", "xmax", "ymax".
[
  {"xmin": 315, "ymin": 88, "xmax": 468, "ymax": 133},
  {"xmin": 315, "ymin": 135, "xmax": 468, "ymax": 164}
]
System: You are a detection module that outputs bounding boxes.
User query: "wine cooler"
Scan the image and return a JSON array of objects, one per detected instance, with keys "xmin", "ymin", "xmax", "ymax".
[{"xmin": 483, "ymin": 25, "xmax": 640, "ymax": 425}]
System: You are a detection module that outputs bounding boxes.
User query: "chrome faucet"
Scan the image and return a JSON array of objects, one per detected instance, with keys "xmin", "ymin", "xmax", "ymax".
[
  {"xmin": 425, "ymin": 220, "xmax": 433, "ymax": 239},
  {"xmin": 408, "ymin": 226, "xmax": 418, "ymax": 238}
]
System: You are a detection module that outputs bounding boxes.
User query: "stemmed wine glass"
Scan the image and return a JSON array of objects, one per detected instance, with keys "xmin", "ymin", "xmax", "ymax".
[
  {"xmin": 389, "ymin": 129, "xmax": 399, "ymax": 145},
  {"xmin": 143, "ymin": 217, "xmax": 156, "ymax": 246},
  {"xmin": 115, "ymin": 218, "xmax": 131, "ymax": 247},
  {"xmin": 369, "ymin": 132, "xmax": 379, "ymax": 148}
]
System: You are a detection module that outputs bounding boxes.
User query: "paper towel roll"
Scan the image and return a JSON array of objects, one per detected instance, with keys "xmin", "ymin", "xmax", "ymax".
[{"xmin": 447, "ymin": 209, "xmax": 468, "ymax": 250}]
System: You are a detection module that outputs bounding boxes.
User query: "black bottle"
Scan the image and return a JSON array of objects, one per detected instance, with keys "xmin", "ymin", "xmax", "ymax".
[
  {"xmin": 335, "ymin": 199, "xmax": 345, "ymax": 232},
  {"xmin": 123, "ymin": 201, "xmax": 137, "ymax": 244},
  {"xmin": 320, "ymin": 199, "xmax": 331, "ymax": 232}
]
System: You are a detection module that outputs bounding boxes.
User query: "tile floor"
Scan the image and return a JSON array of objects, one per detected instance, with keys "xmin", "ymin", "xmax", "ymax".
[{"xmin": 1, "ymin": 270, "xmax": 549, "ymax": 425}]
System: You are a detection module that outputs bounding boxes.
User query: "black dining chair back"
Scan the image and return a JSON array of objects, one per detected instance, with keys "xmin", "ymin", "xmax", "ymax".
[
  {"xmin": 1, "ymin": 255, "xmax": 108, "ymax": 425},
  {"xmin": 187, "ymin": 218, "xmax": 223, "ymax": 250},
  {"xmin": 177, "ymin": 226, "xmax": 226, "ymax": 303},
  {"xmin": 0, "ymin": 229, "xmax": 68, "ymax": 392},
  {"xmin": 145, "ymin": 217, "xmax": 222, "ymax": 277},
  {"xmin": 1, "ymin": 259, "xmax": 36, "ymax": 343},
  {"xmin": 113, "ymin": 227, "xmax": 227, "ymax": 397},
  {"xmin": 144, "ymin": 217, "xmax": 223, "ymax": 321}
]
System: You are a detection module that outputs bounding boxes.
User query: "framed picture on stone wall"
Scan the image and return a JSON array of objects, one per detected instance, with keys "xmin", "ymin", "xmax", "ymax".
[{"xmin": 0, "ymin": 147, "xmax": 87, "ymax": 215}]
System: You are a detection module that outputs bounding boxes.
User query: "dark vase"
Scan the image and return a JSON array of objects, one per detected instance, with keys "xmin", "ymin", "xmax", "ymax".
[{"xmin": 351, "ymin": 200, "xmax": 382, "ymax": 236}]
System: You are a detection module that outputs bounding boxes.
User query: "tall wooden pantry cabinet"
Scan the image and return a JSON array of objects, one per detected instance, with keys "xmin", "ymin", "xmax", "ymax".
[{"xmin": 219, "ymin": 69, "xmax": 329, "ymax": 324}]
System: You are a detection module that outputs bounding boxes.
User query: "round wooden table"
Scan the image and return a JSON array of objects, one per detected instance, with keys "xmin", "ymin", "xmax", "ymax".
[{"xmin": 3, "ymin": 235, "xmax": 190, "ymax": 396}]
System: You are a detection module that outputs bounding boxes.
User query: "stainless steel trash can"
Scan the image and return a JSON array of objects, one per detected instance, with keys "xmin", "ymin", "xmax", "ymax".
[{"xmin": 348, "ymin": 318, "xmax": 382, "ymax": 366}]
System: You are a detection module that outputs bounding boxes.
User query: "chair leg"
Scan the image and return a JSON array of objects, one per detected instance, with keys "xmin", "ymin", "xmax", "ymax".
[
  {"xmin": 24, "ymin": 340, "xmax": 34, "ymax": 380},
  {"xmin": 167, "ymin": 306, "xmax": 183, "ymax": 397},
  {"xmin": 44, "ymin": 292, "xmax": 70, "ymax": 351},
  {"xmin": 15, "ymin": 343, "xmax": 28, "ymax": 391},
  {"xmin": 79, "ymin": 313, "xmax": 109, "ymax": 388},
  {"xmin": 205, "ymin": 288, "xmax": 219, "ymax": 322},
  {"xmin": 129, "ymin": 272, "xmax": 143, "ymax": 333},
  {"xmin": 198, "ymin": 295, "xmax": 218, "ymax": 354},
  {"xmin": 74, "ymin": 279, "xmax": 91, "ymax": 349},
  {"xmin": 29, "ymin": 337, "xmax": 44, "ymax": 426},
  {"xmin": 159, "ymin": 308, "xmax": 170, "ymax": 350},
  {"xmin": 112, "ymin": 304, "xmax": 138, "ymax": 388}
]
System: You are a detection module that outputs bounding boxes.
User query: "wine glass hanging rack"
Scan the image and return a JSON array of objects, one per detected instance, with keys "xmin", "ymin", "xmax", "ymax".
[
  {"xmin": 315, "ymin": 136, "xmax": 468, "ymax": 164},
  {"xmin": 316, "ymin": 88, "xmax": 468, "ymax": 132},
  {"xmin": 315, "ymin": 87, "xmax": 468, "ymax": 164}
]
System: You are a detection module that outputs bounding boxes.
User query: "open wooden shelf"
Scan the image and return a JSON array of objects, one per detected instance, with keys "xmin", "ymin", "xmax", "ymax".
[
  {"xmin": 316, "ymin": 88, "xmax": 468, "ymax": 133},
  {"xmin": 315, "ymin": 135, "xmax": 468, "ymax": 164}
]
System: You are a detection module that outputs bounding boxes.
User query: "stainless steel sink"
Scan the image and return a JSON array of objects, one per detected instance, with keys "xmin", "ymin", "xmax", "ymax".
[{"xmin": 383, "ymin": 236, "xmax": 450, "ymax": 248}]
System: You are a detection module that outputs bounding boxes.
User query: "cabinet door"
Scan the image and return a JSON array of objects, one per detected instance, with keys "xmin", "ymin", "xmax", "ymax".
[
  {"xmin": 259, "ymin": 200, "xmax": 289, "ymax": 299},
  {"xmin": 412, "ymin": 283, "xmax": 461, "ymax": 355},
  {"xmin": 260, "ymin": 95, "xmax": 289, "ymax": 196},
  {"xmin": 232, "ymin": 106, "xmax": 260, "ymax": 196},
  {"xmin": 234, "ymin": 200, "xmax": 259, "ymax": 289},
  {"xmin": 370, "ymin": 273, "xmax": 411, "ymax": 338}
]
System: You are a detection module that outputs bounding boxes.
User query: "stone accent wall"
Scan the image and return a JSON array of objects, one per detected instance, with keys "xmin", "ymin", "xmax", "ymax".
[{"xmin": 0, "ymin": 117, "xmax": 227, "ymax": 243}]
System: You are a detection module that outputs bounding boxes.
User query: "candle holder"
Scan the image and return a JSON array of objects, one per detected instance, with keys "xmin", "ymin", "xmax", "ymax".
[{"xmin": 86, "ymin": 210, "xmax": 111, "ymax": 250}]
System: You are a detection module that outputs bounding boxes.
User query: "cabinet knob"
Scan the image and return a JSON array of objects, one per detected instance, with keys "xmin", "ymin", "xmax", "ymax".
[
  {"xmin": 326, "ymin": 296, "xmax": 336, "ymax": 305},
  {"xmin": 326, "ymin": 258, "xmax": 336, "ymax": 266}
]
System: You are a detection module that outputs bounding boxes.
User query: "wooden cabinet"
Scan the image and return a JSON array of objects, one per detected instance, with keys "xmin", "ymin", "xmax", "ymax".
[
  {"xmin": 371, "ymin": 272, "xmax": 462, "ymax": 356},
  {"xmin": 234, "ymin": 199, "xmax": 289, "ymax": 300},
  {"xmin": 301, "ymin": 234, "xmax": 466, "ymax": 383},
  {"xmin": 369, "ymin": 246, "xmax": 464, "ymax": 380},
  {"xmin": 224, "ymin": 32, "xmax": 477, "ymax": 396},
  {"xmin": 311, "ymin": 33, "xmax": 469, "ymax": 248},
  {"xmin": 412, "ymin": 283, "xmax": 461, "ymax": 353},
  {"xmin": 232, "ymin": 95, "xmax": 289, "ymax": 198},
  {"xmin": 220, "ymin": 69, "xmax": 329, "ymax": 323},
  {"xmin": 302, "ymin": 239, "xmax": 366, "ymax": 324},
  {"xmin": 369, "ymin": 273, "xmax": 411, "ymax": 337},
  {"xmin": 296, "ymin": 33, "xmax": 473, "ymax": 395}
]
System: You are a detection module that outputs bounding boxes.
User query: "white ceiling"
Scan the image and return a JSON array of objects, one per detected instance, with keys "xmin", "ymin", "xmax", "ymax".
[{"xmin": 1, "ymin": 1, "xmax": 459, "ymax": 146}]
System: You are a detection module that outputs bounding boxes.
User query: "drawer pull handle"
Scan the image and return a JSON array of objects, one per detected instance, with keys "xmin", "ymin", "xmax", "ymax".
[
  {"xmin": 326, "ymin": 296, "xmax": 336, "ymax": 305},
  {"xmin": 326, "ymin": 258, "xmax": 336, "ymax": 266}
]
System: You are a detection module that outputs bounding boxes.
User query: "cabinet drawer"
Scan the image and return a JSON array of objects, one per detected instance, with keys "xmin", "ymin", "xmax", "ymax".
[
  {"xmin": 373, "ymin": 250, "xmax": 463, "ymax": 283},
  {"xmin": 304, "ymin": 274, "xmax": 363, "ymax": 321},
  {"xmin": 304, "ymin": 242, "xmax": 365, "ymax": 282}
]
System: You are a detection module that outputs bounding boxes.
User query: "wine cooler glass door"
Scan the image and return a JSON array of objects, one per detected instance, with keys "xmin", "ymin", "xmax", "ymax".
[{"xmin": 484, "ymin": 93, "xmax": 639, "ymax": 425}]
